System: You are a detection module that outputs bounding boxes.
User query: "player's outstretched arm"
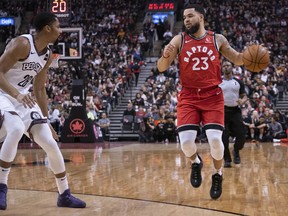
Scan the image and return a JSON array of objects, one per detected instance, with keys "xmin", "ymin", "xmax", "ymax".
[{"xmin": 217, "ymin": 34, "xmax": 244, "ymax": 66}]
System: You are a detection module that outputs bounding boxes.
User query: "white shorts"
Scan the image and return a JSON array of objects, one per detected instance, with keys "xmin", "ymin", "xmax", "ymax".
[{"xmin": 0, "ymin": 94, "xmax": 45, "ymax": 132}]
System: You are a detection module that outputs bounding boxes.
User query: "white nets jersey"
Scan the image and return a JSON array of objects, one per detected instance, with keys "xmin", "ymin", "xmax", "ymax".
[{"xmin": 0, "ymin": 34, "xmax": 50, "ymax": 96}]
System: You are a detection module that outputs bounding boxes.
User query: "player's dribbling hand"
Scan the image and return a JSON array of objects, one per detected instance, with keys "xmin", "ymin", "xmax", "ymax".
[
  {"xmin": 163, "ymin": 43, "xmax": 175, "ymax": 58},
  {"xmin": 48, "ymin": 123, "xmax": 59, "ymax": 141},
  {"xmin": 16, "ymin": 93, "xmax": 36, "ymax": 108}
]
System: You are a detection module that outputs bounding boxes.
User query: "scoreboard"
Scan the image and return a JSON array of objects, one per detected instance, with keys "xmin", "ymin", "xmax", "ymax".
[
  {"xmin": 146, "ymin": 2, "xmax": 176, "ymax": 12},
  {"xmin": 48, "ymin": 0, "xmax": 71, "ymax": 25}
]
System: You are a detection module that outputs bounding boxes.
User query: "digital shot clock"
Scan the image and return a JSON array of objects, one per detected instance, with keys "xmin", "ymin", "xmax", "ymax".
[{"xmin": 48, "ymin": 0, "xmax": 71, "ymax": 25}]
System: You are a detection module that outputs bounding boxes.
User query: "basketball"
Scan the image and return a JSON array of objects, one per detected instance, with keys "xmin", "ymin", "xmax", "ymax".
[{"xmin": 242, "ymin": 44, "xmax": 270, "ymax": 72}]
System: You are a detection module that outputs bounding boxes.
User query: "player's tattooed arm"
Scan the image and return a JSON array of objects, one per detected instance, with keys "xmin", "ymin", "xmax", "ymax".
[{"xmin": 216, "ymin": 34, "xmax": 243, "ymax": 66}]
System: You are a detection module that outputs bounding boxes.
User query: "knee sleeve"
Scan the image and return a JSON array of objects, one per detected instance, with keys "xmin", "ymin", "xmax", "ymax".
[
  {"xmin": 178, "ymin": 130, "xmax": 198, "ymax": 157},
  {"xmin": 0, "ymin": 112, "xmax": 25, "ymax": 162},
  {"xmin": 206, "ymin": 129, "xmax": 224, "ymax": 160},
  {"xmin": 30, "ymin": 124, "xmax": 65, "ymax": 174}
]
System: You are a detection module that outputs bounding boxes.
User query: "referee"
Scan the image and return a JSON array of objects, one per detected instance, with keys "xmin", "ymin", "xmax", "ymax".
[{"xmin": 220, "ymin": 61, "xmax": 248, "ymax": 168}]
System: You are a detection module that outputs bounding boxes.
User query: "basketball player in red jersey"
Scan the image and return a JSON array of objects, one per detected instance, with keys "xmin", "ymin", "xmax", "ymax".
[{"xmin": 157, "ymin": 4, "xmax": 244, "ymax": 199}]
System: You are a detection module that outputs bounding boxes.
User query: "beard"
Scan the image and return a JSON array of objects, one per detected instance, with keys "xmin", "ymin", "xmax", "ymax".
[
  {"xmin": 185, "ymin": 22, "xmax": 200, "ymax": 35},
  {"xmin": 223, "ymin": 69, "xmax": 232, "ymax": 75}
]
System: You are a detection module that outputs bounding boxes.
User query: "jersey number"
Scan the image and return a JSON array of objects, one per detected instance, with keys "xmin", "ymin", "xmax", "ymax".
[
  {"xmin": 18, "ymin": 75, "xmax": 33, "ymax": 87},
  {"xmin": 192, "ymin": 57, "xmax": 209, "ymax": 70}
]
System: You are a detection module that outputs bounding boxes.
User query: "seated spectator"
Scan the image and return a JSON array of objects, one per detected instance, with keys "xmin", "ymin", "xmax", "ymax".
[
  {"xmin": 163, "ymin": 115, "xmax": 176, "ymax": 143},
  {"xmin": 136, "ymin": 106, "xmax": 146, "ymax": 118},
  {"xmin": 156, "ymin": 73, "xmax": 166, "ymax": 84},
  {"xmin": 139, "ymin": 90, "xmax": 147, "ymax": 104},
  {"xmin": 123, "ymin": 103, "xmax": 136, "ymax": 117},
  {"xmin": 244, "ymin": 110, "xmax": 261, "ymax": 141},
  {"xmin": 59, "ymin": 113, "xmax": 66, "ymax": 136},
  {"xmin": 154, "ymin": 119, "xmax": 165, "ymax": 143},
  {"xmin": 48, "ymin": 105, "xmax": 60, "ymax": 134},
  {"xmin": 274, "ymin": 110, "xmax": 287, "ymax": 131},
  {"xmin": 145, "ymin": 71, "xmax": 156, "ymax": 83},
  {"xmin": 101, "ymin": 89, "xmax": 112, "ymax": 114},
  {"xmin": 139, "ymin": 116, "xmax": 155, "ymax": 143},
  {"xmin": 267, "ymin": 115, "xmax": 286, "ymax": 140},
  {"xmin": 262, "ymin": 108, "xmax": 272, "ymax": 123},
  {"xmin": 138, "ymin": 31, "xmax": 146, "ymax": 44},
  {"xmin": 93, "ymin": 94, "xmax": 102, "ymax": 113},
  {"xmin": 242, "ymin": 109, "xmax": 252, "ymax": 139},
  {"xmin": 132, "ymin": 93, "xmax": 145, "ymax": 107},
  {"xmin": 97, "ymin": 113, "xmax": 111, "ymax": 141},
  {"xmin": 255, "ymin": 116, "xmax": 269, "ymax": 142}
]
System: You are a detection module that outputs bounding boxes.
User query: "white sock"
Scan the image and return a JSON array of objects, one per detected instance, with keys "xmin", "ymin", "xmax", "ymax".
[
  {"xmin": 191, "ymin": 155, "xmax": 200, "ymax": 164},
  {"xmin": 0, "ymin": 167, "xmax": 10, "ymax": 185},
  {"xmin": 55, "ymin": 176, "xmax": 69, "ymax": 194},
  {"xmin": 214, "ymin": 168, "xmax": 223, "ymax": 176}
]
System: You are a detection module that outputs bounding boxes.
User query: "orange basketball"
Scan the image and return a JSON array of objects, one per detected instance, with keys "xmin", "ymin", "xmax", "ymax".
[{"xmin": 242, "ymin": 44, "xmax": 270, "ymax": 72}]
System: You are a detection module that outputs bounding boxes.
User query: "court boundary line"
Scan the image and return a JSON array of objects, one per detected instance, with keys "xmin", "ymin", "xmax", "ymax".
[{"xmin": 10, "ymin": 189, "xmax": 247, "ymax": 216}]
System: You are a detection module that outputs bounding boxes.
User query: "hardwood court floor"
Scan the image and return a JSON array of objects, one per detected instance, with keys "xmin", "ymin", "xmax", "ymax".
[{"xmin": 0, "ymin": 141, "xmax": 287, "ymax": 216}]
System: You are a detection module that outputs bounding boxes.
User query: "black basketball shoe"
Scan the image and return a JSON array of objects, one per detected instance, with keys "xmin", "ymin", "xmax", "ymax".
[
  {"xmin": 210, "ymin": 173, "xmax": 223, "ymax": 199},
  {"xmin": 190, "ymin": 155, "xmax": 203, "ymax": 188}
]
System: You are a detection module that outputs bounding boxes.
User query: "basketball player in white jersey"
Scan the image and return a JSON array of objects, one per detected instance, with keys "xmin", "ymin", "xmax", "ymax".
[{"xmin": 0, "ymin": 12, "xmax": 86, "ymax": 210}]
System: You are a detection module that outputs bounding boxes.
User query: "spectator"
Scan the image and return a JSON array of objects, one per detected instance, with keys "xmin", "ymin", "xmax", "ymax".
[
  {"xmin": 48, "ymin": 105, "xmax": 60, "ymax": 134},
  {"xmin": 133, "ymin": 93, "xmax": 145, "ymax": 107},
  {"xmin": 131, "ymin": 61, "xmax": 141, "ymax": 87},
  {"xmin": 139, "ymin": 116, "xmax": 155, "ymax": 143},
  {"xmin": 267, "ymin": 115, "xmax": 286, "ymax": 140},
  {"xmin": 97, "ymin": 113, "xmax": 110, "ymax": 141},
  {"xmin": 254, "ymin": 116, "xmax": 269, "ymax": 142},
  {"xmin": 136, "ymin": 106, "xmax": 146, "ymax": 118},
  {"xmin": 163, "ymin": 115, "xmax": 176, "ymax": 143},
  {"xmin": 154, "ymin": 119, "xmax": 165, "ymax": 143},
  {"xmin": 123, "ymin": 103, "xmax": 136, "ymax": 117}
]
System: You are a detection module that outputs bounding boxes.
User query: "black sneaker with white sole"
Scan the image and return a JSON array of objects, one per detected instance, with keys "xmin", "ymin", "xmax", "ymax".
[
  {"xmin": 190, "ymin": 155, "xmax": 203, "ymax": 188},
  {"xmin": 210, "ymin": 173, "xmax": 223, "ymax": 199}
]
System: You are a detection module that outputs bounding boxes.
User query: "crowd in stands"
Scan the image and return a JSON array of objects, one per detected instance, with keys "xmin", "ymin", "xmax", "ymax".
[
  {"xmin": 0, "ymin": 0, "xmax": 37, "ymax": 44},
  {"xmin": 0, "ymin": 0, "xmax": 287, "ymax": 143}
]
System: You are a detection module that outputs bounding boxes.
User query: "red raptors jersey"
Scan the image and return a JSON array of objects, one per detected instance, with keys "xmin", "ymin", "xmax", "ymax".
[{"xmin": 178, "ymin": 31, "xmax": 221, "ymax": 89}]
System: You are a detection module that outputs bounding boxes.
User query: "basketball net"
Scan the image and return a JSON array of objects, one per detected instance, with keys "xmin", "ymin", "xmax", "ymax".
[{"xmin": 50, "ymin": 53, "xmax": 60, "ymax": 68}]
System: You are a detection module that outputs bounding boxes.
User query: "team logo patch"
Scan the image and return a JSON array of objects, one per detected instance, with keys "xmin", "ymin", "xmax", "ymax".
[
  {"xmin": 30, "ymin": 111, "xmax": 42, "ymax": 120},
  {"xmin": 205, "ymin": 37, "xmax": 212, "ymax": 43},
  {"xmin": 69, "ymin": 119, "xmax": 85, "ymax": 134}
]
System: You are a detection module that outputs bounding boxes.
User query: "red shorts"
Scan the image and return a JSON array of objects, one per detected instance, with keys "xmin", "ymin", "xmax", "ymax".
[{"xmin": 177, "ymin": 86, "xmax": 224, "ymax": 132}]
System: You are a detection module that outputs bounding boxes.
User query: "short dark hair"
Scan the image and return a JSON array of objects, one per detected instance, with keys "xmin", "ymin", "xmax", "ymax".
[
  {"xmin": 33, "ymin": 12, "xmax": 57, "ymax": 32},
  {"xmin": 184, "ymin": 4, "xmax": 206, "ymax": 18}
]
